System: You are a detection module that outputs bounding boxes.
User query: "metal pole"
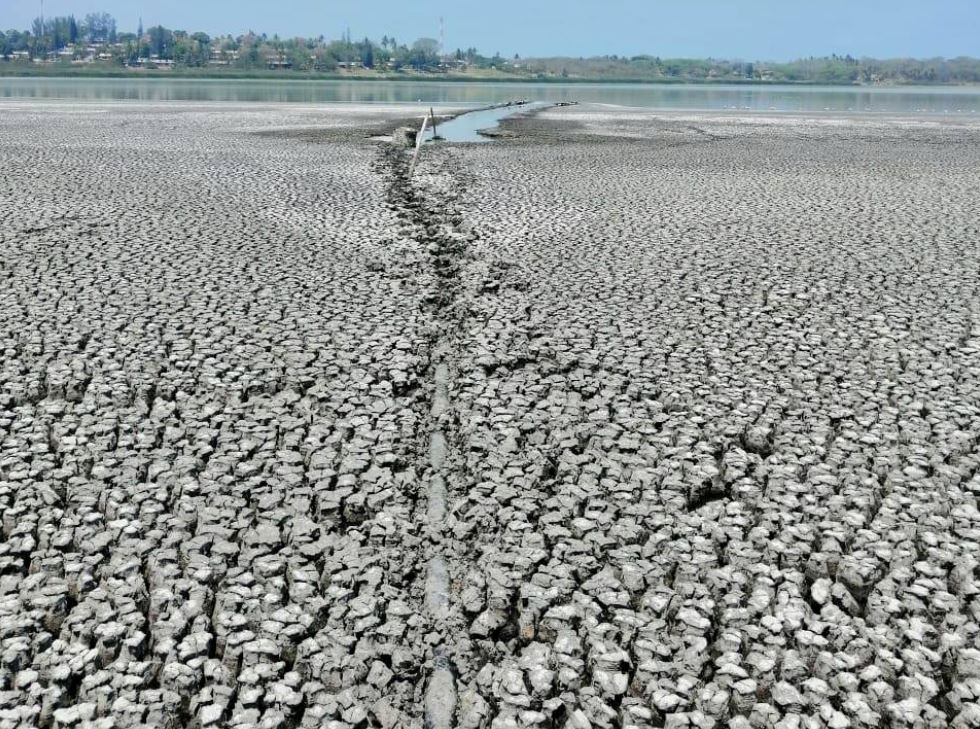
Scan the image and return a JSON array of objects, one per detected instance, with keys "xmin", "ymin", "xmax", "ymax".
[{"xmin": 430, "ymin": 107, "xmax": 438, "ymax": 138}]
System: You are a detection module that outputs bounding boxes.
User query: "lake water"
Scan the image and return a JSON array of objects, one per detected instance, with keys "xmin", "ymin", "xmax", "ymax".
[{"xmin": 2, "ymin": 77, "xmax": 980, "ymax": 115}]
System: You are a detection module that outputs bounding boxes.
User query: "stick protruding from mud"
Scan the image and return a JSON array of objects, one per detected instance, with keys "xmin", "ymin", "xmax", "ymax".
[{"xmin": 410, "ymin": 113, "xmax": 430, "ymax": 176}]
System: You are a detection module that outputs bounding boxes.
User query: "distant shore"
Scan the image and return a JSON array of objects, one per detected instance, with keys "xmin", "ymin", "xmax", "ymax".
[{"xmin": 3, "ymin": 64, "xmax": 979, "ymax": 87}]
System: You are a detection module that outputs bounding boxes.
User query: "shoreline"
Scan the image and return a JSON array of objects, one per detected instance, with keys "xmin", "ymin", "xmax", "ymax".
[
  {"xmin": 1, "ymin": 97, "xmax": 976, "ymax": 125},
  {"xmin": 3, "ymin": 66, "xmax": 980, "ymax": 89}
]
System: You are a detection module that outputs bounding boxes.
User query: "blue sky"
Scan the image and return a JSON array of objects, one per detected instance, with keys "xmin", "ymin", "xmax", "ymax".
[{"xmin": 4, "ymin": 0, "xmax": 977, "ymax": 59}]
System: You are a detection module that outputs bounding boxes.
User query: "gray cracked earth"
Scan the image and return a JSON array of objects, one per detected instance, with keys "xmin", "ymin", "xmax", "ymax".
[{"xmin": 1, "ymin": 99, "xmax": 980, "ymax": 729}]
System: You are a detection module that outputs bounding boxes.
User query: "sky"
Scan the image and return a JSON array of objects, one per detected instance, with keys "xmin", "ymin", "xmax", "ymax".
[{"xmin": 4, "ymin": 0, "xmax": 978, "ymax": 60}]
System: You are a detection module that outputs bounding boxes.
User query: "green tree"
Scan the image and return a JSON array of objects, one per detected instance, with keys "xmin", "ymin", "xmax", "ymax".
[
  {"xmin": 44, "ymin": 16, "xmax": 79, "ymax": 51},
  {"xmin": 284, "ymin": 41, "xmax": 311, "ymax": 70},
  {"xmin": 409, "ymin": 37, "xmax": 439, "ymax": 70},
  {"xmin": 312, "ymin": 47, "xmax": 336, "ymax": 71},
  {"xmin": 147, "ymin": 25, "xmax": 174, "ymax": 58},
  {"xmin": 4, "ymin": 29, "xmax": 29, "ymax": 55},
  {"xmin": 359, "ymin": 37, "xmax": 374, "ymax": 68},
  {"xmin": 31, "ymin": 18, "xmax": 47, "ymax": 56},
  {"xmin": 237, "ymin": 35, "xmax": 261, "ymax": 69},
  {"xmin": 82, "ymin": 12, "xmax": 116, "ymax": 43}
]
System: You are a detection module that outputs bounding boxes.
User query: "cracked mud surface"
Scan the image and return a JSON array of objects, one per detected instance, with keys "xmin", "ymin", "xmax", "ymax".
[
  {"xmin": 428, "ymin": 106, "xmax": 980, "ymax": 729},
  {"xmin": 0, "ymin": 101, "xmax": 455, "ymax": 729},
  {"xmin": 2, "ymin": 100, "xmax": 980, "ymax": 729}
]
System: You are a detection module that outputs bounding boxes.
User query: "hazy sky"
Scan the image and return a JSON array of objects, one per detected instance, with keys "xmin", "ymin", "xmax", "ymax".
[{"xmin": 4, "ymin": 0, "xmax": 978, "ymax": 59}]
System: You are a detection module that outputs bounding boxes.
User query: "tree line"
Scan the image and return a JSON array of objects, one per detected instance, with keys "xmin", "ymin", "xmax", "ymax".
[
  {"xmin": 2, "ymin": 12, "xmax": 116, "ymax": 54},
  {"xmin": 0, "ymin": 13, "xmax": 472, "ymax": 72},
  {"xmin": 530, "ymin": 54, "xmax": 980, "ymax": 84},
  {"xmin": 2, "ymin": 12, "xmax": 979, "ymax": 83}
]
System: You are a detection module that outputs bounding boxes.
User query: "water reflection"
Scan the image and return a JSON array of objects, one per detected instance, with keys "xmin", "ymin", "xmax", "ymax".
[{"xmin": 2, "ymin": 77, "xmax": 979, "ymax": 114}]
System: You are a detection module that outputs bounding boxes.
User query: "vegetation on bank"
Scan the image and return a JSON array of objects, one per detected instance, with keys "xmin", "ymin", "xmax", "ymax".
[{"xmin": 3, "ymin": 12, "xmax": 979, "ymax": 85}]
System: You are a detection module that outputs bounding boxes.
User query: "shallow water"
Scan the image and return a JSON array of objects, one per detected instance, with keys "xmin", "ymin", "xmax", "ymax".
[
  {"xmin": 426, "ymin": 103, "xmax": 547, "ymax": 143},
  {"xmin": 2, "ymin": 77, "xmax": 980, "ymax": 114}
]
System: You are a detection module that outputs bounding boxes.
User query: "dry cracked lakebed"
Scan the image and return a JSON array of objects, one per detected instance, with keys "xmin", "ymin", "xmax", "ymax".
[{"xmin": 1, "ymin": 100, "xmax": 979, "ymax": 729}]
